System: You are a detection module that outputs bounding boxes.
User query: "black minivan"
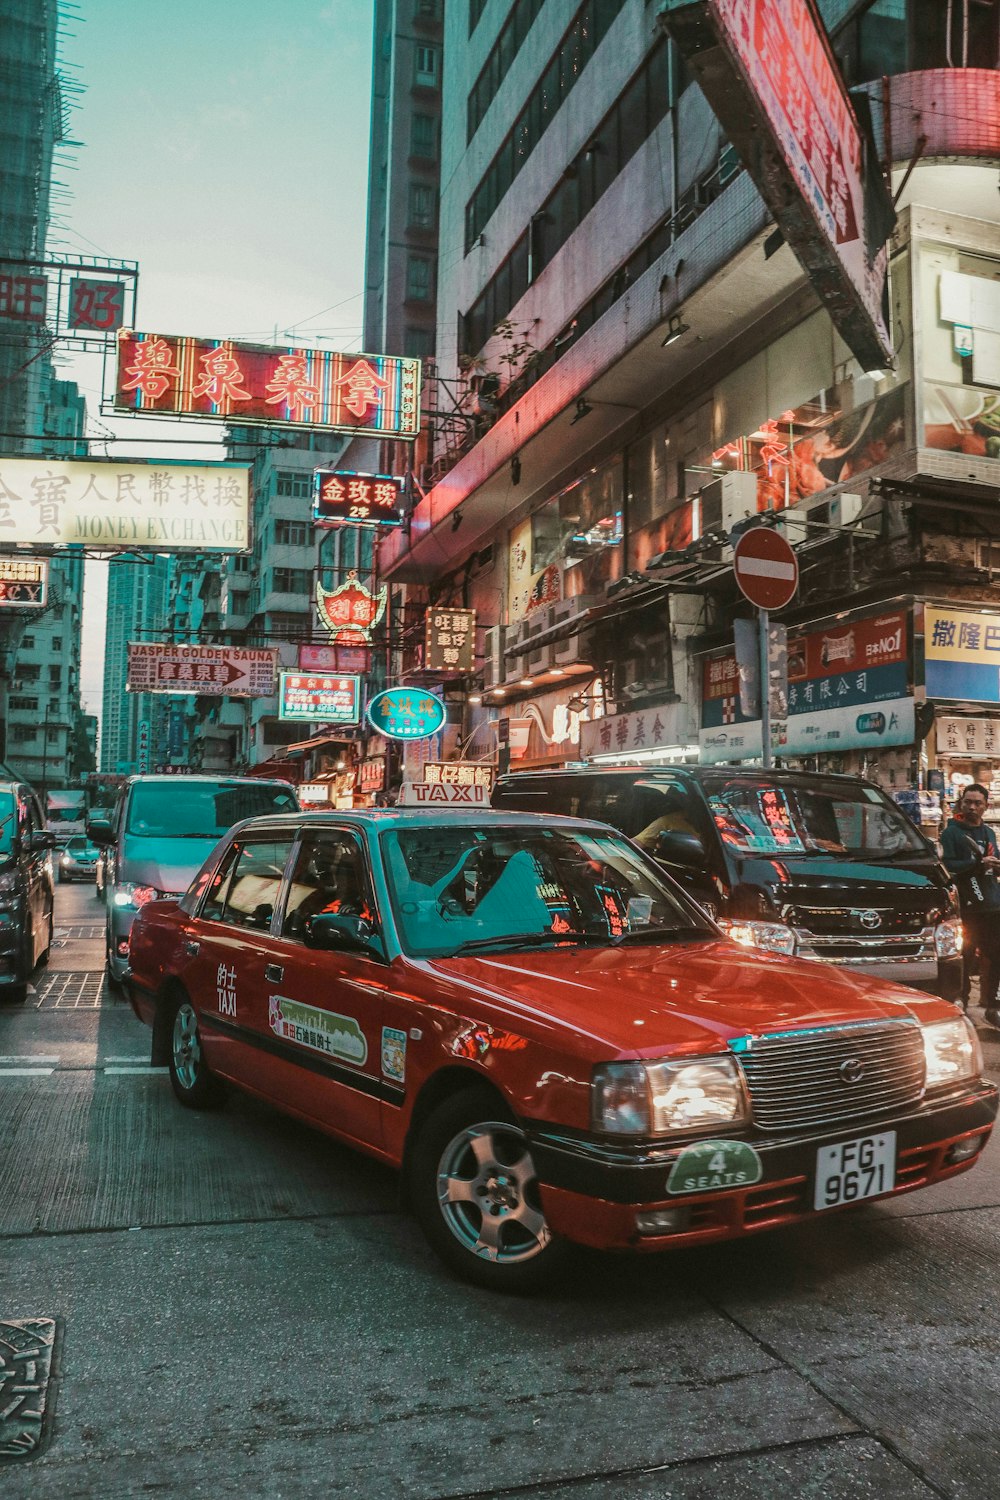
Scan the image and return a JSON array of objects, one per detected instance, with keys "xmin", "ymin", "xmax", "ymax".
[
  {"xmin": 0, "ymin": 780, "xmax": 56, "ymax": 1003},
  {"xmin": 492, "ymin": 766, "xmax": 963, "ymax": 1001}
]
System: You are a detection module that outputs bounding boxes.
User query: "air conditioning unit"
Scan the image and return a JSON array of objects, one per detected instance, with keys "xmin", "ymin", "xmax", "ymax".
[
  {"xmin": 552, "ymin": 595, "xmax": 597, "ymax": 667},
  {"xmin": 482, "ymin": 625, "xmax": 505, "ymax": 689},
  {"xmin": 696, "ymin": 471, "xmax": 758, "ymax": 558},
  {"xmin": 830, "ymin": 491, "xmax": 863, "ymax": 527},
  {"xmin": 502, "ymin": 617, "xmax": 527, "ymax": 683},
  {"xmin": 524, "ymin": 610, "xmax": 554, "ymax": 675}
]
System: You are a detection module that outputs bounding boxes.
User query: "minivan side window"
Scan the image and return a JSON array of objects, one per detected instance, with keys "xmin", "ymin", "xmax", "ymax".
[
  {"xmin": 630, "ymin": 780, "xmax": 708, "ymax": 852},
  {"xmin": 493, "ymin": 776, "xmax": 585, "ymax": 818}
]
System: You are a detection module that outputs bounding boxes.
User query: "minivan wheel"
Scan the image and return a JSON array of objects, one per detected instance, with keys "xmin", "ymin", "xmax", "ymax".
[
  {"xmin": 408, "ymin": 1086, "xmax": 568, "ymax": 1292},
  {"xmin": 167, "ymin": 997, "xmax": 225, "ymax": 1110}
]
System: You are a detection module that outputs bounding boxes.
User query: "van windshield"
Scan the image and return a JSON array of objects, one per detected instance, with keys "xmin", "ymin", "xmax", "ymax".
[
  {"xmin": 126, "ymin": 781, "xmax": 298, "ymax": 839},
  {"xmin": 0, "ymin": 793, "xmax": 14, "ymax": 854},
  {"xmin": 702, "ymin": 776, "xmax": 927, "ymax": 859}
]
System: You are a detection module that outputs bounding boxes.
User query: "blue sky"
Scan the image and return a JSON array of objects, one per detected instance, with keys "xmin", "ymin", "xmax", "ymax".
[{"xmin": 57, "ymin": 1, "xmax": 375, "ymax": 713}]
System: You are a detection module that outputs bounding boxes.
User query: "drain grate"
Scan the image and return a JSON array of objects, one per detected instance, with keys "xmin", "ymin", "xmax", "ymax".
[
  {"xmin": 0, "ymin": 1318, "xmax": 58, "ymax": 1460},
  {"xmin": 34, "ymin": 971, "xmax": 107, "ymax": 1009}
]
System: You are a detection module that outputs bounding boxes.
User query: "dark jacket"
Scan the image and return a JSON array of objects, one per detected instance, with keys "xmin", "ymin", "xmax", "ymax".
[{"xmin": 941, "ymin": 817, "xmax": 1000, "ymax": 879}]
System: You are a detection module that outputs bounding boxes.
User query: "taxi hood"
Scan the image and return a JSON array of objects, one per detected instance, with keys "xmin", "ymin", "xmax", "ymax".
[{"xmin": 424, "ymin": 940, "xmax": 939, "ymax": 1058}]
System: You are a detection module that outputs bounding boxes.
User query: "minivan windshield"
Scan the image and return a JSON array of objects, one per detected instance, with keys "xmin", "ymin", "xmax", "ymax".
[
  {"xmin": 0, "ymin": 792, "xmax": 14, "ymax": 854},
  {"xmin": 126, "ymin": 781, "xmax": 298, "ymax": 839},
  {"xmin": 702, "ymin": 776, "xmax": 927, "ymax": 859},
  {"xmin": 381, "ymin": 823, "xmax": 714, "ymax": 959}
]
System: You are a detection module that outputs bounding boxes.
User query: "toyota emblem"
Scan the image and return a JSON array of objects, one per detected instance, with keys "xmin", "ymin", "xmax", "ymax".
[
  {"xmin": 858, "ymin": 909, "xmax": 882, "ymax": 930},
  {"xmin": 839, "ymin": 1057, "xmax": 866, "ymax": 1084}
]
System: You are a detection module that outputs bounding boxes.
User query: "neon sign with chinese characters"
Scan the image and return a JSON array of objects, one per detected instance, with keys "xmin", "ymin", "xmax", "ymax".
[
  {"xmin": 114, "ymin": 331, "xmax": 421, "ymax": 438},
  {"xmin": 367, "ymin": 688, "xmax": 446, "ymax": 741},
  {"xmin": 313, "ymin": 470, "xmax": 404, "ymax": 528},
  {"xmin": 315, "ymin": 573, "xmax": 388, "ymax": 646}
]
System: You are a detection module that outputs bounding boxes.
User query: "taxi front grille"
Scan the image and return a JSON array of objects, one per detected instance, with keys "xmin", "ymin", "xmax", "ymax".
[{"xmin": 736, "ymin": 1021, "xmax": 925, "ymax": 1133}]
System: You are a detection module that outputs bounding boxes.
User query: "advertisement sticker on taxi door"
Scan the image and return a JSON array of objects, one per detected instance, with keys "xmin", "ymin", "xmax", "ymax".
[
  {"xmin": 268, "ymin": 995, "xmax": 368, "ymax": 1065},
  {"xmin": 381, "ymin": 1026, "xmax": 407, "ymax": 1084}
]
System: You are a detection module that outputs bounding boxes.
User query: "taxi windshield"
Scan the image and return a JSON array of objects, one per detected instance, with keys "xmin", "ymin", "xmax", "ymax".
[
  {"xmin": 380, "ymin": 824, "xmax": 713, "ymax": 959},
  {"xmin": 702, "ymin": 777, "xmax": 927, "ymax": 859},
  {"xmin": 126, "ymin": 781, "xmax": 298, "ymax": 839}
]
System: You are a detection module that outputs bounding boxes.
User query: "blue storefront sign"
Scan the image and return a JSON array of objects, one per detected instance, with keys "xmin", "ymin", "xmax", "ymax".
[{"xmin": 367, "ymin": 687, "xmax": 445, "ymax": 741}]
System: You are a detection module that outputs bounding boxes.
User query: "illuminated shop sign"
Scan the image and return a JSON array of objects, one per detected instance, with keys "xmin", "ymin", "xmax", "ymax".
[
  {"xmin": 664, "ymin": 0, "xmax": 894, "ymax": 370},
  {"xmin": 0, "ymin": 457, "xmax": 249, "ymax": 551},
  {"xmin": 313, "ymin": 470, "xmax": 404, "ymax": 527},
  {"xmin": 127, "ymin": 644, "xmax": 278, "ymax": 697},
  {"xmin": 115, "ymin": 331, "xmax": 421, "ymax": 437},
  {"xmin": 0, "ymin": 557, "xmax": 48, "ymax": 607},
  {"xmin": 424, "ymin": 608, "xmax": 476, "ymax": 673},
  {"xmin": 367, "ymin": 688, "xmax": 445, "ymax": 741},
  {"xmin": 315, "ymin": 573, "xmax": 388, "ymax": 646},
  {"xmin": 925, "ymin": 607, "xmax": 1000, "ymax": 704},
  {"xmin": 278, "ymin": 673, "xmax": 361, "ymax": 724}
]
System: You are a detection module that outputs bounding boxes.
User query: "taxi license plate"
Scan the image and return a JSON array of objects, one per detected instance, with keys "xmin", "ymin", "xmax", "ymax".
[{"xmin": 813, "ymin": 1131, "xmax": 896, "ymax": 1211}]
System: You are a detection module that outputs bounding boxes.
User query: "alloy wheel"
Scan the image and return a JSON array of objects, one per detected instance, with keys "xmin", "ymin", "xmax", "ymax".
[{"xmin": 436, "ymin": 1120, "xmax": 551, "ymax": 1265}]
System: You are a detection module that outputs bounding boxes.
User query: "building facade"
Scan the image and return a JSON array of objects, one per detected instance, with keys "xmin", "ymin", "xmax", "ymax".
[
  {"xmin": 374, "ymin": 0, "xmax": 1000, "ymax": 823},
  {"xmin": 101, "ymin": 555, "xmax": 170, "ymax": 775}
]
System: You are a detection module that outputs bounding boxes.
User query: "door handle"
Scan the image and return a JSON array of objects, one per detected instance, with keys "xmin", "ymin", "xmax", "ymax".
[
  {"xmin": 183, "ymin": 939, "xmax": 200, "ymax": 957},
  {"xmin": 265, "ymin": 963, "xmax": 283, "ymax": 983}
]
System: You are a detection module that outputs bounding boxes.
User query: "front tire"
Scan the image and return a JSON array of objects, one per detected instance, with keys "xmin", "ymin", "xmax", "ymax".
[
  {"xmin": 408, "ymin": 1086, "xmax": 567, "ymax": 1291},
  {"xmin": 167, "ymin": 996, "xmax": 225, "ymax": 1109}
]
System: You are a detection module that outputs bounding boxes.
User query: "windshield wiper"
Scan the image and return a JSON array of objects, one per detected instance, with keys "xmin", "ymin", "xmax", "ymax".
[
  {"xmin": 611, "ymin": 925, "xmax": 711, "ymax": 946},
  {"xmin": 451, "ymin": 932, "xmax": 577, "ymax": 955}
]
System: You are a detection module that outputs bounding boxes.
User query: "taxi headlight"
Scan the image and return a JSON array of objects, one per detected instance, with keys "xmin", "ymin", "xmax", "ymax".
[
  {"xmin": 922, "ymin": 1016, "xmax": 981, "ymax": 1089},
  {"xmin": 592, "ymin": 1056, "xmax": 748, "ymax": 1136},
  {"xmin": 718, "ymin": 918, "xmax": 797, "ymax": 957},
  {"xmin": 934, "ymin": 918, "xmax": 963, "ymax": 959}
]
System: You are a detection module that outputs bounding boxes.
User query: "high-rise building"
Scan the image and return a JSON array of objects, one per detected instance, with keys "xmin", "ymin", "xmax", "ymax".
[
  {"xmin": 101, "ymin": 556, "xmax": 170, "ymax": 774},
  {"xmin": 377, "ymin": 0, "xmax": 1000, "ymax": 791}
]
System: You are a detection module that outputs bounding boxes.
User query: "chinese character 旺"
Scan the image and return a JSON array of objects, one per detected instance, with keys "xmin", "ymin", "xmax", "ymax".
[
  {"xmin": 959, "ymin": 621, "xmax": 982, "ymax": 651},
  {"xmin": 985, "ymin": 625, "xmax": 1000, "ymax": 653},
  {"xmin": 931, "ymin": 618, "xmax": 956, "ymax": 649},
  {"xmin": 120, "ymin": 336, "xmax": 181, "ymax": 400},
  {"xmin": 191, "ymin": 347, "xmax": 252, "ymax": 406},
  {"xmin": 265, "ymin": 354, "xmax": 321, "ymax": 416},
  {"xmin": 331, "ymin": 358, "xmax": 390, "ymax": 420},
  {"xmin": 30, "ymin": 470, "xmax": 71, "ymax": 535}
]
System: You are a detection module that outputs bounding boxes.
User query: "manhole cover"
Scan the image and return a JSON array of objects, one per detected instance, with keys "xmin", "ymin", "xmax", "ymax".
[
  {"xmin": 0, "ymin": 1318, "xmax": 58, "ymax": 1460},
  {"xmin": 34, "ymin": 972, "xmax": 107, "ymax": 1009}
]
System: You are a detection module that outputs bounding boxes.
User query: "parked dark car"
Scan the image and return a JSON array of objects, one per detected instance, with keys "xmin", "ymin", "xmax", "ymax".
[
  {"xmin": 493, "ymin": 766, "xmax": 963, "ymax": 1001},
  {"xmin": 0, "ymin": 780, "xmax": 56, "ymax": 1003}
]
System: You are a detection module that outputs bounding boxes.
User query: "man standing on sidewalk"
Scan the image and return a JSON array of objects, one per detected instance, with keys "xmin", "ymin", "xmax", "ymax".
[{"xmin": 941, "ymin": 783, "xmax": 1000, "ymax": 1023}]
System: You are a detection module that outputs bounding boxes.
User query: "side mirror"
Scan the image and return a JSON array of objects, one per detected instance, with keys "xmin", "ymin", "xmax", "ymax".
[
  {"xmin": 304, "ymin": 912, "xmax": 384, "ymax": 959},
  {"xmin": 87, "ymin": 816, "xmax": 114, "ymax": 846},
  {"xmin": 653, "ymin": 829, "xmax": 706, "ymax": 868},
  {"xmin": 27, "ymin": 830, "xmax": 57, "ymax": 853}
]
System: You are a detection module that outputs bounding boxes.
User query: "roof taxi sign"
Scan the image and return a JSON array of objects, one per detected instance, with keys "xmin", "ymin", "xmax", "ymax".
[
  {"xmin": 314, "ymin": 470, "xmax": 404, "ymax": 528},
  {"xmin": 115, "ymin": 331, "xmax": 421, "ymax": 438},
  {"xmin": 0, "ymin": 557, "xmax": 48, "ymax": 607}
]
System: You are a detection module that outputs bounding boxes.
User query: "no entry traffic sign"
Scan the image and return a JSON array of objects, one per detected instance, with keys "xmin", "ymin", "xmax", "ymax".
[{"xmin": 733, "ymin": 527, "xmax": 798, "ymax": 610}]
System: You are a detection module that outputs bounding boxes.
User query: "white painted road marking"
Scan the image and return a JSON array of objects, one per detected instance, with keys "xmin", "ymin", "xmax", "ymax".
[
  {"xmin": 0, "ymin": 1068, "xmax": 55, "ymax": 1076},
  {"xmin": 103, "ymin": 1066, "xmax": 167, "ymax": 1075},
  {"xmin": 0, "ymin": 1055, "xmax": 60, "ymax": 1063}
]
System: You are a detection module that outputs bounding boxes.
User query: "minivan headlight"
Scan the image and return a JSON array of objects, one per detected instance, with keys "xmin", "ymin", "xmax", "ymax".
[
  {"xmin": 113, "ymin": 883, "xmax": 159, "ymax": 909},
  {"xmin": 718, "ymin": 918, "xmax": 797, "ymax": 957},
  {"xmin": 592, "ymin": 1056, "xmax": 749, "ymax": 1136},
  {"xmin": 934, "ymin": 918, "xmax": 963, "ymax": 959},
  {"xmin": 922, "ymin": 1016, "xmax": 981, "ymax": 1089}
]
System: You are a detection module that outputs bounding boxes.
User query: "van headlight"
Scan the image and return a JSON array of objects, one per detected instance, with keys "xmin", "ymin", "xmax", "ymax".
[
  {"xmin": 922, "ymin": 1016, "xmax": 981, "ymax": 1089},
  {"xmin": 934, "ymin": 918, "xmax": 963, "ymax": 959},
  {"xmin": 592, "ymin": 1056, "xmax": 749, "ymax": 1136},
  {"xmin": 113, "ymin": 883, "xmax": 160, "ymax": 909},
  {"xmin": 718, "ymin": 918, "xmax": 797, "ymax": 957}
]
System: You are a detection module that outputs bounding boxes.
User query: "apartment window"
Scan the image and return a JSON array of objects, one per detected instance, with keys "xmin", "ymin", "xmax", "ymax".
[
  {"xmin": 465, "ymin": 0, "xmax": 622, "ymax": 249},
  {"xmin": 275, "ymin": 471, "xmax": 311, "ymax": 498},
  {"xmin": 414, "ymin": 44, "xmax": 440, "ymax": 89},
  {"xmin": 406, "ymin": 255, "xmax": 435, "ymax": 303},
  {"xmin": 467, "ymin": 0, "xmax": 544, "ymax": 141},
  {"xmin": 9, "ymin": 697, "xmax": 37, "ymax": 712},
  {"xmin": 271, "ymin": 568, "xmax": 311, "ymax": 595},
  {"xmin": 49, "ymin": 666, "xmax": 61, "ymax": 686},
  {"xmin": 268, "ymin": 611, "xmax": 311, "ymax": 641},
  {"xmin": 11, "ymin": 726, "xmax": 35, "ymax": 744},
  {"xmin": 17, "ymin": 663, "xmax": 39, "ymax": 682},
  {"xmin": 52, "ymin": 638, "xmax": 62, "ymax": 651},
  {"xmin": 409, "ymin": 181, "xmax": 436, "ymax": 230},
  {"xmin": 274, "ymin": 520, "xmax": 311, "ymax": 547},
  {"xmin": 232, "ymin": 554, "xmax": 251, "ymax": 573},
  {"xmin": 20, "ymin": 635, "xmax": 34, "ymax": 649},
  {"xmin": 404, "ymin": 326, "xmax": 436, "ymax": 359},
  {"xmin": 47, "ymin": 726, "xmax": 60, "ymax": 743},
  {"xmin": 410, "ymin": 112, "xmax": 438, "ymax": 161}
]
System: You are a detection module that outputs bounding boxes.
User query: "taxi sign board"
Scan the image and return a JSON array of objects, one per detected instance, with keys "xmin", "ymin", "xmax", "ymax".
[
  {"xmin": 398, "ymin": 781, "xmax": 490, "ymax": 806},
  {"xmin": 733, "ymin": 528, "xmax": 798, "ymax": 610}
]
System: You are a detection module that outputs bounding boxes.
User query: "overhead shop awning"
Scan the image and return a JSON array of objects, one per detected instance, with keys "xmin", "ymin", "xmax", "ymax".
[{"xmin": 502, "ymin": 585, "xmax": 675, "ymax": 657}]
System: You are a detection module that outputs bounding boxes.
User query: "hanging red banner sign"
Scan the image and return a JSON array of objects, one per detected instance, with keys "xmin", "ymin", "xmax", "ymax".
[{"xmin": 114, "ymin": 331, "xmax": 421, "ymax": 437}]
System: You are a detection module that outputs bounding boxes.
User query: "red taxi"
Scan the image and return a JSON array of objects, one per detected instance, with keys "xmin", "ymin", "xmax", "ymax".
[{"xmin": 126, "ymin": 810, "xmax": 998, "ymax": 1291}]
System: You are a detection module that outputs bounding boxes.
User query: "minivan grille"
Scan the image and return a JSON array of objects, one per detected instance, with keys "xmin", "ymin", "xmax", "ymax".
[{"xmin": 735, "ymin": 1021, "xmax": 925, "ymax": 1133}]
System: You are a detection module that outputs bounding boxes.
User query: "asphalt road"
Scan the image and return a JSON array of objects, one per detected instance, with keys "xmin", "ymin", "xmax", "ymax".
[{"xmin": 2, "ymin": 881, "xmax": 1000, "ymax": 1498}]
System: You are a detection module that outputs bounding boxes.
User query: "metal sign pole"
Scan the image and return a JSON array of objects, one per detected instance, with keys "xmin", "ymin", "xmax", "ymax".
[{"xmin": 760, "ymin": 607, "xmax": 772, "ymax": 770}]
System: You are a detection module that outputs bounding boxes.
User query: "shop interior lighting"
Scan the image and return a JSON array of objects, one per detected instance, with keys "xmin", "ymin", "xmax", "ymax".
[
  {"xmin": 662, "ymin": 312, "xmax": 690, "ymax": 347},
  {"xmin": 570, "ymin": 398, "xmax": 593, "ymax": 425}
]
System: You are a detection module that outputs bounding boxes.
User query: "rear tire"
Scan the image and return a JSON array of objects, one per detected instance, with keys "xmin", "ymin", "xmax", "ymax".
[
  {"xmin": 167, "ymin": 995, "xmax": 225, "ymax": 1110},
  {"xmin": 407, "ymin": 1086, "xmax": 568, "ymax": 1292}
]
